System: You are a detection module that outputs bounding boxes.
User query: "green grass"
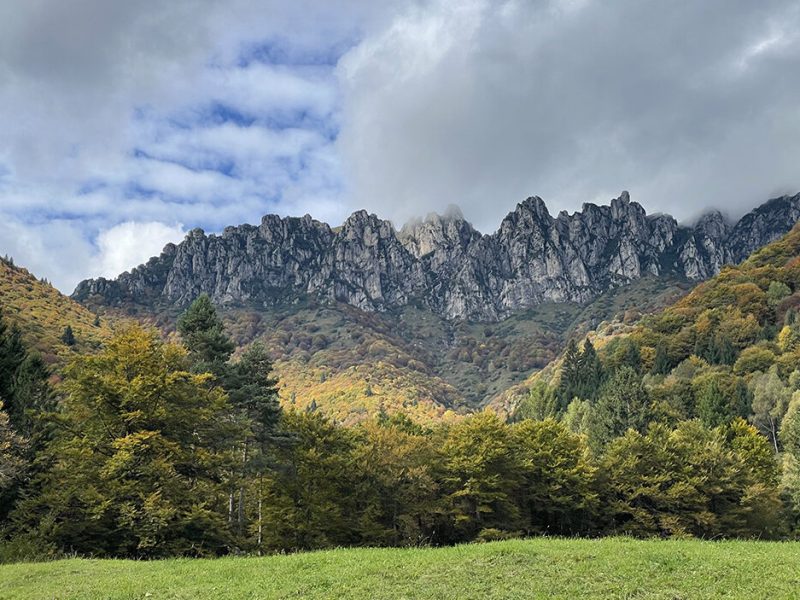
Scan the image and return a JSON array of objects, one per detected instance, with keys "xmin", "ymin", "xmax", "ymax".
[{"xmin": 4, "ymin": 537, "xmax": 800, "ymax": 599}]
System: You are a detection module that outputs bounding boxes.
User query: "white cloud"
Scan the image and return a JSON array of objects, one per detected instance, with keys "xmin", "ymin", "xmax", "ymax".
[
  {"xmin": 2, "ymin": 0, "xmax": 800, "ymax": 293},
  {"xmin": 96, "ymin": 221, "xmax": 187, "ymax": 278}
]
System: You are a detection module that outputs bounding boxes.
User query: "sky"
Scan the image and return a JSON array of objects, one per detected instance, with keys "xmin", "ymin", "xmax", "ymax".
[{"xmin": 1, "ymin": 0, "xmax": 799, "ymax": 292}]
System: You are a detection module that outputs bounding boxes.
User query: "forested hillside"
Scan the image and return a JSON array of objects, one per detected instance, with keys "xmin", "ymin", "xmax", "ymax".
[
  {"xmin": 0, "ymin": 257, "xmax": 112, "ymax": 363},
  {"xmin": 2, "ymin": 223, "xmax": 800, "ymax": 563},
  {"xmin": 91, "ymin": 276, "xmax": 689, "ymax": 424}
]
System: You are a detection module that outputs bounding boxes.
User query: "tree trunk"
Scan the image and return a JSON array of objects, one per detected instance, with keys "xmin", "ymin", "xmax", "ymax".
[
  {"xmin": 238, "ymin": 443, "xmax": 248, "ymax": 535},
  {"xmin": 257, "ymin": 470, "xmax": 263, "ymax": 554}
]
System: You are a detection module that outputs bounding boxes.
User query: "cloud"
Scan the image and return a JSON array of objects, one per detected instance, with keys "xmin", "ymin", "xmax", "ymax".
[
  {"xmin": 337, "ymin": 0, "xmax": 800, "ymax": 231},
  {"xmin": 96, "ymin": 222, "xmax": 187, "ymax": 278},
  {"xmin": 2, "ymin": 0, "xmax": 800, "ymax": 293}
]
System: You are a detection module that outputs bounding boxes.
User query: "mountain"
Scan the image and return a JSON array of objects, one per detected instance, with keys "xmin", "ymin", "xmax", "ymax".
[
  {"xmin": 505, "ymin": 219, "xmax": 800, "ymax": 422},
  {"xmin": 0, "ymin": 257, "xmax": 113, "ymax": 364},
  {"xmin": 73, "ymin": 192, "xmax": 800, "ymax": 322},
  {"xmin": 67, "ymin": 191, "xmax": 800, "ymax": 423}
]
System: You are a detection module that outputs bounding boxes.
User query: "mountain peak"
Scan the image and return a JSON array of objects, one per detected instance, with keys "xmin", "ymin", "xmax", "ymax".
[{"xmin": 73, "ymin": 191, "xmax": 800, "ymax": 321}]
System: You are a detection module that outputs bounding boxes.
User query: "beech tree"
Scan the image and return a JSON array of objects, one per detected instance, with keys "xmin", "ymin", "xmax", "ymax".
[
  {"xmin": 511, "ymin": 419, "xmax": 597, "ymax": 535},
  {"xmin": 440, "ymin": 413, "xmax": 522, "ymax": 540},
  {"xmin": 11, "ymin": 325, "xmax": 237, "ymax": 557}
]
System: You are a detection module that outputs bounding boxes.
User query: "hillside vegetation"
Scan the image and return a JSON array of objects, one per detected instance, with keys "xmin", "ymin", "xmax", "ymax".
[
  {"xmin": 2, "ymin": 538, "xmax": 799, "ymax": 599},
  {"xmin": 115, "ymin": 276, "xmax": 688, "ymax": 424},
  {"xmin": 0, "ymin": 258, "xmax": 113, "ymax": 364}
]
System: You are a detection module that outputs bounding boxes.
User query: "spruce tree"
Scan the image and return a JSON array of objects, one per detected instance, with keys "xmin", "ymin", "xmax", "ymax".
[
  {"xmin": 558, "ymin": 339, "xmax": 581, "ymax": 405},
  {"xmin": 651, "ymin": 341, "xmax": 671, "ymax": 375},
  {"xmin": 697, "ymin": 379, "xmax": 731, "ymax": 428},
  {"xmin": 578, "ymin": 339, "xmax": 604, "ymax": 401},
  {"xmin": 590, "ymin": 366, "xmax": 652, "ymax": 450},
  {"xmin": 177, "ymin": 294, "xmax": 234, "ymax": 375},
  {"xmin": 60, "ymin": 325, "xmax": 76, "ymax": 347}
]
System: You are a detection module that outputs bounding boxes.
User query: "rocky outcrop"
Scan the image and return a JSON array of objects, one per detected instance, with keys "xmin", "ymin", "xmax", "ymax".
[{"xmin": 73, "ymin": 192, "xmax": 800, "ymax": 321}]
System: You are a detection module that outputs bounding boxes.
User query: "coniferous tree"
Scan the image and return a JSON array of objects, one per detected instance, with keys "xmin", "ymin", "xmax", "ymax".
[
  {"xmin": 0, "ymin": 313, "xmax": 52, "ymax": 440},
  {"xmin": 590, "ymin": 366, "xmax": 653, "ymax": 450},
  {"xmin": 515, "ymin": 382, "xmax": 560, "ymax": 421},
  {"xmin": 578, "ymin": 339, "xmax": 605, "ymax": 401},
  {"xmin": 225, "ymin": 342, "xmax": 281, "ymax": 547},
  {"xmin": 622, "ymin": 340, "xmax": 642, "ymax": 373},
  {"xmin": 60, "ymin": 325, "xmax": 75, "ymax": 347},
  {"xmin": 0, "ymin": 318, "xmax": 26, "ymax": 403},
  {"xmin": 557, "ymin": 339, "xmax": 582, "ymax": 405},
  {"xmin": 177, "ymin": 294, "xmax": 234, "ymax": 375},
  {"xmin": 651, "ymin": 341, "xmax": 671, "ymax": 375},
  {"xmin": 697, "ymin": 379, "xmax": 731, "ymax": 428}
]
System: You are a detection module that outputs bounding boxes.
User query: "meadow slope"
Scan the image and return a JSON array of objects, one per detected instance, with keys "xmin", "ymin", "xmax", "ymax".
[{"xmin": 4, "ymin": 538, "xmax": 800, "ymax": 600}]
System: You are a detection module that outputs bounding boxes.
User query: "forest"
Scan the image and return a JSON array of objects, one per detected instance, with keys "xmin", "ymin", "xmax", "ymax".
[{"xmin": 2, "ymin": 226, "xmax": 800, "ymax": 561}]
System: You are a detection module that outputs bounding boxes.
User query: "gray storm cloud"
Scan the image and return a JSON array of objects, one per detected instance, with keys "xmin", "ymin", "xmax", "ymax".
[{"xmin": 336, "ymin": 0, "xmax": 800, "ymax": 233}]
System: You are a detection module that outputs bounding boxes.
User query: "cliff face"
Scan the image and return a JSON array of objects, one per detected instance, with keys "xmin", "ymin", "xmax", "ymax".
[{"xmin": 73, "ymin": 192, "xmax": 800, "ymax": 321}]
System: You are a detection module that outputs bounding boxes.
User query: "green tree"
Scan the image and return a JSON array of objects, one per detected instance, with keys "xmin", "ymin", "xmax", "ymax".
[
  {"xmin": 177, "ymin": 294, "xmax": 234, "ymax": 375},
  {"xmin": 557, "ymin": 340, "xmax": 582, "ymax": 405},
  {"xmin": 0, "ymin": 401, "xmax": 26, "ymax": 495},
  {"xmin": 260, "ymin": 411, "xmax": 358, "ymax": 552},
  {"xmin": 589, "ymin": 366, "xmax": 653, "ymax": 450},
  {"xmin": 577, "ymin": 339, "xmax": 605, "ymax": 400},
  {"xmin": 562, "ymin": 398, "xmax": 592, "ymax": 435},
  {"xmin": 352, "ymin": 420, "xmax": 440, "ymax": 546},
  {"xmin": 11, "ymin": 325, "xmax": 236, "ymax": 557},
  {"xmin": 60, "ymin": 325, "xmax": 75, "ymax": 347},
  {"xmin": 225, "ymin": 342, "xmax": 281, "ymax": 548},
  {"xmin": 780, "ymin": 393, "xmax": 800, "ymax": 457},
  {"xmin": 599, "ymin": 420, "xmax": 784, "ymax": 538},
  {"xmin": 511, "ymin": 419, "xmax": 597, "ymax": 535},
  {"xmin": 767, "ymin": 281, "xmax": 791, "ymax": 307},
  {"xmin": 440, "ymin": 413, "xmax": 522, "ymax": 541},
  {"xmin": 697, "ymin": 379, "xmax": 731, "ymax": 428},
  {"xmin": 622, "ymin": 340, "xmax": 642, "ymax": 373},
  {"xmin": 651, "ymin": 341, "xmax": 671, "ymax": 375},
  {"xmin": 0, "ymin": 314, "xmax": 51, "ymax": 439},
  {"xmin": 515, "ymin": 382, "xmax": 560, "ymax": 421}
]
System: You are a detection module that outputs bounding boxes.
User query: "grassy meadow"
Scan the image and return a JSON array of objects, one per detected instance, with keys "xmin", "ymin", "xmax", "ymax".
[{"xmin": 3, "ymin": 537, "xmax": 799, "ymax": 600}]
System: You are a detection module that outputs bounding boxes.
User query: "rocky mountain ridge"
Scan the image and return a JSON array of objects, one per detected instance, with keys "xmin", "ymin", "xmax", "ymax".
[{"xmin": 73, "ymin": 191, "xmax": 800, "ymax": 321}]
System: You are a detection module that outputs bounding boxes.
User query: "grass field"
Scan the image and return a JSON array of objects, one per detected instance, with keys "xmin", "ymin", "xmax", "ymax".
[{"xmin": 4, "ymin": 537, "xmax": 800, "ymax": 599}]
